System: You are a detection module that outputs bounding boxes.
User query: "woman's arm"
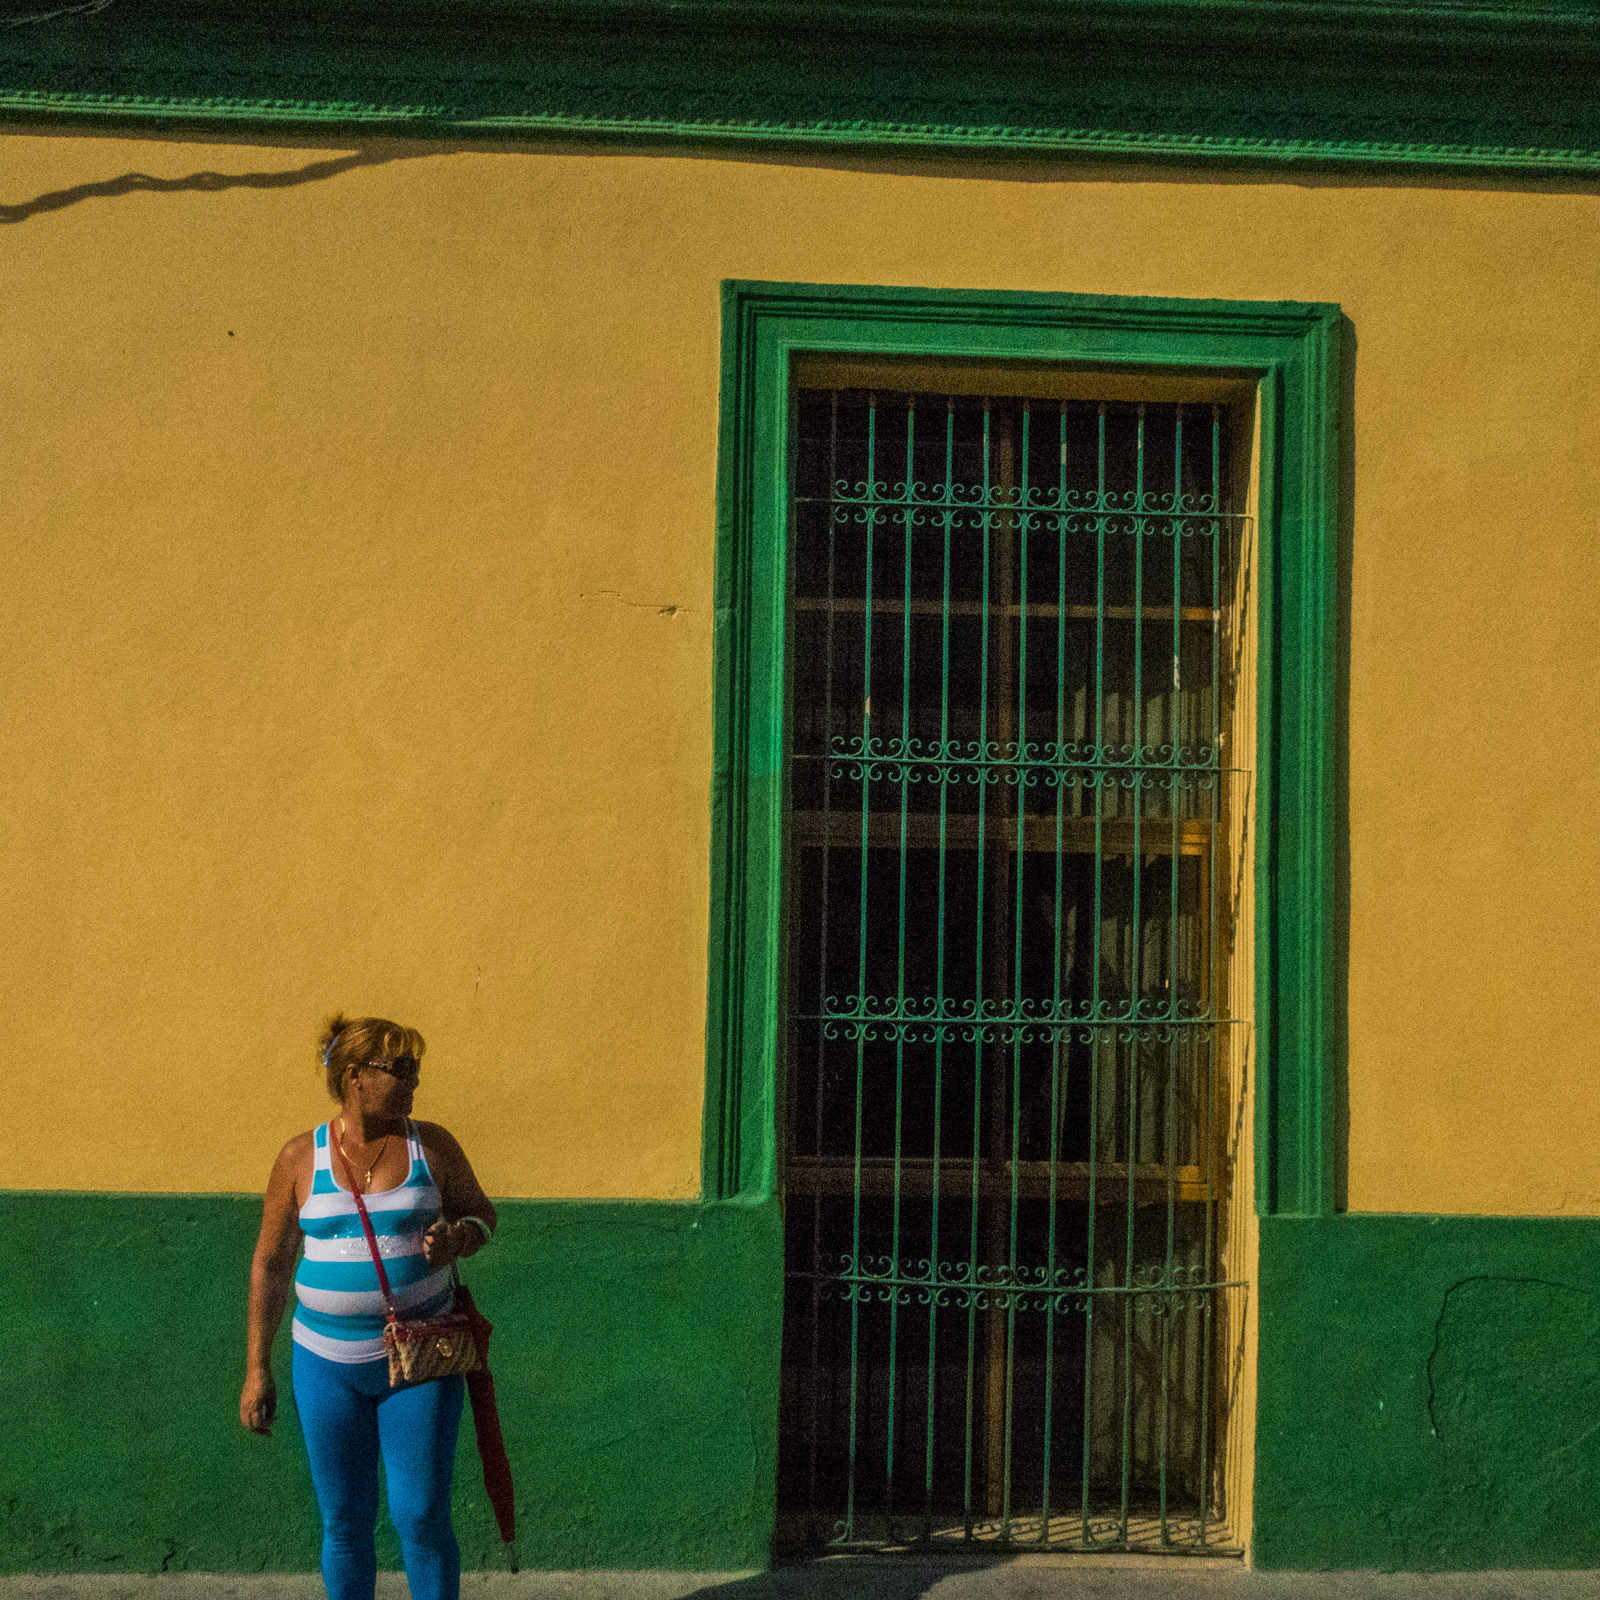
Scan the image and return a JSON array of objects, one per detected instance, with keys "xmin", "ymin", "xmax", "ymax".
[
  {"xmin": 240, "ymin": 1136, "xmax": 307, "ymax": 1435},
  {"xmin": 418, "ymin": 1122, "xmax": 498, "ymax": 1267}
]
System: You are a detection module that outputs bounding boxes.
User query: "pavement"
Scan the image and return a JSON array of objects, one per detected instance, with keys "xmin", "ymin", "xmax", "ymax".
[{"xmin": 3, "ymin": 1559, "xmax": 1600, "ymax": 1600}]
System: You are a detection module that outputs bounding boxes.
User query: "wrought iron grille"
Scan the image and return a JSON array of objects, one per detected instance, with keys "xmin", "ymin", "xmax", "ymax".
[{"xmin": 780, "ymin": 384, "xmax": 1248, "ymax": 1554}]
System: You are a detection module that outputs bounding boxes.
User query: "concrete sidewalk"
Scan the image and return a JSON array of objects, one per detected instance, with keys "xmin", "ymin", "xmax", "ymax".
[{"xmin": 3, "ymin": 1559, "xmax": 1600, "ymax": 1600}]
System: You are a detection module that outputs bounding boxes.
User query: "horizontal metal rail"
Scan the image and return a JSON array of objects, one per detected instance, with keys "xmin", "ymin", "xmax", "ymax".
[
  {"xmin": 792, "ymin": 810, "xmax": 1217, "ymax": 856},
  {"xmin": 795, "ymin": 597, "xmax": 1224, "ymax": 624}
]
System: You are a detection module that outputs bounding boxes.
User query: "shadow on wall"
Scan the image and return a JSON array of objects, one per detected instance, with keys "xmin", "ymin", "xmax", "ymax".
[{"xmin": 0, "ymin": 146, "xmax": 442, "ymax": 223}]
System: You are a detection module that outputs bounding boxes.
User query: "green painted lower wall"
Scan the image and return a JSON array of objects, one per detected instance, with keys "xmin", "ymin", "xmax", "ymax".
[
  {"xmin": 10, "ymin": 1196, "xmax": 1599, "ymax": 1573},
  {"xmin": 0, "ymin": 1191, "xmax": 782, "ymax": 1574},
  {"xmin": 1254, "ymin": 1213, "xmax": 1600, "ymax": 1570}
]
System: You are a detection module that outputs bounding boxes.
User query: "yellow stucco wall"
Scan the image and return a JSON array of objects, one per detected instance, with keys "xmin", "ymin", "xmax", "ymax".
[{"xmin": 3, "ymin": 129, "xmax": 1597, "ymax": 1209}]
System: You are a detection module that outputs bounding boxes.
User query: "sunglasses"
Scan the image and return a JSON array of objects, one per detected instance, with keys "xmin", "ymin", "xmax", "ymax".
[{"xmin": 362, "ymin": 1055, "xmax": 421, "ymax": 1084}]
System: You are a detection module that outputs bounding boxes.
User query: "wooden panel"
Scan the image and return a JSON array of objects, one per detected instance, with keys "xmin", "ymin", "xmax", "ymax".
[{"xmin": 787, "ymin": 1154, "xmax": 1216, "ymax": 1206}]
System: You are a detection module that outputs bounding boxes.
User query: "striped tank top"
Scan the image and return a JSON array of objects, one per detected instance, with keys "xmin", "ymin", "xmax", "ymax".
[{"xmin": 291, "ymin": 1119, "xmax": 455, "ymax": 1364}]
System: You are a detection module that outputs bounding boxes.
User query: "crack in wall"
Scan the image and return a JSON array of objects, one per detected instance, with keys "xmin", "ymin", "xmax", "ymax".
[
  {"xmin": 1425, "ymin": 1274, "xmax": 1584, "ymax": 1440},
  {"xmin": 580, "ymin": 588, "xmax": 686, "ymax": 618}
]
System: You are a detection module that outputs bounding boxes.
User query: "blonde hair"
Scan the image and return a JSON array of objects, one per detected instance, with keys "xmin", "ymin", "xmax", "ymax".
[{"xmin": 318, "ymin": 1013, "xmax": 427, "ymax": 1102}]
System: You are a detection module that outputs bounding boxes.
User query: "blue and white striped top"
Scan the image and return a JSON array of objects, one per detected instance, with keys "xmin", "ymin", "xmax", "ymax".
[{"xmin": 291, "ymin": 1119, "xmax": 455, "ymax": 1364}]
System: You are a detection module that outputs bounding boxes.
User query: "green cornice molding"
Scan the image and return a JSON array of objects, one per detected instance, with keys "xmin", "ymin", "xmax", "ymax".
[{"xmin": 3, "ymin": 0, "xmax": 1600, "ymax": 175}]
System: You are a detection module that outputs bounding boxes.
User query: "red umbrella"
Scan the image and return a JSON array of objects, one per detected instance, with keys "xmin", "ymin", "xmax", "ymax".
[{"xmin": 455, "ymin": 1284, "xmax": 518, "ymax": 1571}]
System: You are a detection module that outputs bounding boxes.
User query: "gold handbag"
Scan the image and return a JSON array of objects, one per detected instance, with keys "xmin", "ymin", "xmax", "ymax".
[{"xmin": 333, "ymin": 1131, "xmax": 483, "ymax": 1388}]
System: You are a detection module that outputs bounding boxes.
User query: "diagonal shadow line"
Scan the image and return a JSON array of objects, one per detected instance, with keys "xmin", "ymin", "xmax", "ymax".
[{"xmin": 0, "ymin": 147, "xmax": 435, "ymax": 223}]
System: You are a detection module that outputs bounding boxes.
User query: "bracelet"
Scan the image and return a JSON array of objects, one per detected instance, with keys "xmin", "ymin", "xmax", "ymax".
[{"xmin": 457, "ymin": 1216, "xmax": 493, "ymax": 1244}]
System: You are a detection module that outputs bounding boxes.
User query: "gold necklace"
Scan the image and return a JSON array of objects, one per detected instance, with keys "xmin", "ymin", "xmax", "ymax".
[{"xmin": 339, "ymin": 1118, "xmax": 390, "ymax": 1189}]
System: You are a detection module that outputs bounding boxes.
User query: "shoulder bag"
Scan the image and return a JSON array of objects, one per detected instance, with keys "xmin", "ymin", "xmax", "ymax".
[{"xmin": 330, "ymin": 1127, "xmax": 483, "ymax": 1387}]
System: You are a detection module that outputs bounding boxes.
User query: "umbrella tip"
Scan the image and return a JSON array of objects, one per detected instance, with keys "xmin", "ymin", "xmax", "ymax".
[{"xmin": 507, "ymin": 1540, "xmax": 519, "ymax": 1574}]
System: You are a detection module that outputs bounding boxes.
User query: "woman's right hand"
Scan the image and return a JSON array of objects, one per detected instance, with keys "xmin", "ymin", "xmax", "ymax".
[{"xmin": 240, "ymin": 1369, "xmax": 277, "ymax": 1436}]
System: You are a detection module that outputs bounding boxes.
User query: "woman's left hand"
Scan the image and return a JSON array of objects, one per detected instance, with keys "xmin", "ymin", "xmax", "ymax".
[{"xmin": 422, "ymin": 1219, "xmax": 471, "ymax": 1266}]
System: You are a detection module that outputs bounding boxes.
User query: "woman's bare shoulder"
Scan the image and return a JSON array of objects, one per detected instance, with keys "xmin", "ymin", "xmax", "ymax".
[
  {"xmin": 278, "ymin": 1128, "xmax": 319, "ymax": 1165},
  {"xmin": 269, "ymin": 1128, "xmax": 320, "ymax": 1195},
  {"xmin": 413, "ymin": 1120, "xmax": 466, "ymax": 1157},
  {"xmin": 257, "ymin": 1127, "xmax": 320, "ymax": 1226}
]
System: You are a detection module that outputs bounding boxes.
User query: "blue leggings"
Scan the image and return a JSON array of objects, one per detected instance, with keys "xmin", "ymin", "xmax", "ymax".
[{"xmin": 291, "ymin": 1341, "xmax": 464, "ymax": 1600}]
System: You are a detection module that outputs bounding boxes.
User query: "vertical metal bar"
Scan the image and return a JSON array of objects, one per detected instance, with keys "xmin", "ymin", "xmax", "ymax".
[
  {"xmin": 1080, "ymin": 401, "xmax": 1107, "ymax": 1549},
  {"xmin": 1120, "ymin": 403, "xmax": 1146, "ymax": 1547},
  {"xmin": 1159, "ymin": 405, "xmax": 1184, "ymax": 1547},
  {"xmin": 982, "ymin": 412, "xmax": 1015, "ymax": 1523},
  {"xmin": 963, "ymin": 398, "xmax": 994, "ymax": 1543},
  {"xmin": 884, "ymin": 399, "xmax": 916, "ymax": 1527},
  {"xmin": 844, "ymin": 394, "xmax": 879, "ymax": 1544},
  {"xmin": 1198, "ymin": 405, "xmax": 1223, "ymax": 1543},
  {"xmin": 924, "ymin": 396, "xmax": 956, "ymax": 1543},
  {"xmin": 807, "ymin": 392, "xmax": 842, "ymax": 1533},
  {"xmin": 1039, "ymin": 401, "xmax": 1068, "ymax": 1548},
  {"xmin": 1000, "ymin": 404, "xmax": 1030, "ymax": 1542}
]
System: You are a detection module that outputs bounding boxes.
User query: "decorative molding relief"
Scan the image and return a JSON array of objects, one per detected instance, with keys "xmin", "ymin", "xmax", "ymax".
[{"xmin": 2, "ymin": 0, "xmax": 1599, "ymax": 174}]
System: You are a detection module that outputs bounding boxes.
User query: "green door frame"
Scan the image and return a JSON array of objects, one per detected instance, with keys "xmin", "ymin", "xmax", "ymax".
[{"xmin": 703, "ymin": 279, "xmax": 1341, "ymax": 1221}]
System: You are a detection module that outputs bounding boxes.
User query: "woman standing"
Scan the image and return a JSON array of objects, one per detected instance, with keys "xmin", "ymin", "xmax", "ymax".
[{"xmin": 240, "ymin": 1015, "xmax": 497, "ymax": 1600}]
